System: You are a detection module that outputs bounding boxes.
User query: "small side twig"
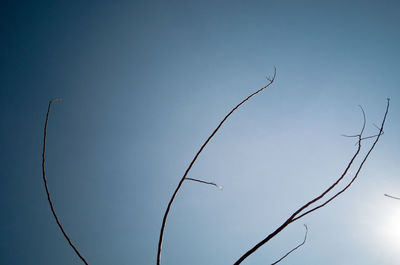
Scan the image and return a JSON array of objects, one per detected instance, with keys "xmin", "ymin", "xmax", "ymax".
[
  {"xmin": 384, "ymin": 194, "xmax": 400, "ymax": 200},
  {"xmin": 271, "ymin": 224, "xmax": 308, "ymax": 265},
  {"xmin": 359, "ymin": 132, "xmax": 384, "ymax": 141},
  {"xmin": 186, "ymin": 177, "xmax": 223, "ymax": 189},
  {"xmin": 157, "ymin": 68, "xmax": 276, "ymax": 265},
  {"xmin": 42, "ymin": 98, "xmax": 89, "ymax": 265}
]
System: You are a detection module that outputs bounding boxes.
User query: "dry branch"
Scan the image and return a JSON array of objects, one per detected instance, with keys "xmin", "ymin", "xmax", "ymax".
[
  {"xmin": 156, "ymin": 68, "xmax": 276, "ymax": 265},
  {"xmin": 233, "ymin": 99, "xmax": 390, "ymax": 264},
  {"xmin": 42, "ymin": 98, "xmax": 89, "ymax": 265},
  {"xmin": 186, "ymin": 177, "xmax": 223, "ymax": 189}
]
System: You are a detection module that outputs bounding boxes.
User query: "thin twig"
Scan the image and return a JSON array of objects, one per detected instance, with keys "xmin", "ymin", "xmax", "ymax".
[
  {"xmin": 42, "ymin": 98, "xmax": 89, "ymax": 265},
  {"xmin": 233, "ymin": 99, "xmax": 389, "ymax": 265},
  {"xmin": 271, "ymin": 224, "xmax": 308, "ymax": 265},
  {"xmin": 341, "ymin": 134, "xmax": 361, "ymax": 138},
  {"xmin": 373, "ymin": 123, "xmax": 380, "ymax": 130},
  {"xmin": 341, "ymin": 105, "xmax": 365, "ymax": 139},
  {"xmin": 358, "ymin": 105, "xmax": 366, "ymax": 136},
  {"xmin": 186, "ymin": 177, "xmax": 223, "ymax": 189},
  {"xmin": 384, "ymin": 194, "xmax": 400, "ymax": 200},
  {"xmin": 343, "ymin": 120, "xmax": 384, "ymax": 145},
  {"xmin": 157, "ymin": 68, "xmax": 276, "ymax": 265},
  {"xmin": 359, "ymin": 132, "xmax": 384, "ymax": 141}
]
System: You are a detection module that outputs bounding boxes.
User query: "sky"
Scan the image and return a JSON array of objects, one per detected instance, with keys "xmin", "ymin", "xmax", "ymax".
[{"xmin": 1, "ymin": 1, "xmax": 400, "ymax": 264}]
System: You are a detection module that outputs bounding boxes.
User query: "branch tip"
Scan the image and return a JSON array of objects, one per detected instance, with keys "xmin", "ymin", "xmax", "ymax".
[
  {"xmin": 50, "ymin": 97, "xmax": 62, "ymax": 104},
  {"xmin": 384, "ymin": 194, "xmax": 400, "ymax": 200},
  {"xmin": 266, "ymin": 67, "xmax": 277, "ymax": 83}
]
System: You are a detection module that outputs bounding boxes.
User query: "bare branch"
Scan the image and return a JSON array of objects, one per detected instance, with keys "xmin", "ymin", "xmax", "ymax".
[
  {"xmin": 359, "ymin": 105, "xmax": 366, "ymax": 136},
  {"xmin": 42, "ymin": 99, "xmax": 89, "ymax": 265},
  {"xmin": 360, "ymin": 132, "xmax": 384, "ymax": 141},
  {"xmin": 233, "ymin": 99, "xmax": 389, "ymax": 265},
  {"xmin": 186, "ymin": 177, "xmax": 223, "ymax": 189},
  {"xmin": 373, "ymin": 123, "xmax": 381, "ymax": 130},
  {"xmin": 384, "ymin": 194, "xmax": 400, "ymax": 200},
  {"xmin": 266, "ymin": 67, "xmax": 277, "ymax": 82},
  {"xmin": 341, "ymin": 105, "xmax": 365, "ymax": 139},
  {"xmin": 341, "ymin": 134, "xmax": 361, "ymax": 138},
  {"xmin": 292, "ymin": 99, "xmax": 389, "ymax": 222},
  {"xmin": 288, "ymin": 106, "xmax": 370, "ymax": 221},
  {"xmin": 157, "ymin": 69, "xmax": 276, "ymax": 265},
  {"xmin": 271, "ymin": 224, "xmax": 308, "ymax": 265}
]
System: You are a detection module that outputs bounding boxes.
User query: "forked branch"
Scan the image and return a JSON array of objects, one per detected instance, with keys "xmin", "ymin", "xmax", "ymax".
[
  {"xmin": 42, "ymin": 98, "xmax": 89, "ymax": 265},
  {"xmin": 156, "ymin": 68, "xmax": 276, "ymax": 265},
  {"xmin": 233, "ymin": 99, "xmax": 389, "ymax": 265}
]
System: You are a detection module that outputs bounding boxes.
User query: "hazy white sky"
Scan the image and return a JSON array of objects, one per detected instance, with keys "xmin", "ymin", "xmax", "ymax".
[{"xmin": 1, "ymin": 1, "xmax": 400, "ymax": 264}]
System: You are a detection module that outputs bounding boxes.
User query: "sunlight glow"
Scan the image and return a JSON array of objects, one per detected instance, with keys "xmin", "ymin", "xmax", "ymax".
[
  {"xmin": 378, "ymin": 206, "xmax": 400, "ymax": 251},
  {"xmin": 358, "ymin": 194, "xmax": 400, "ymax": 263}
]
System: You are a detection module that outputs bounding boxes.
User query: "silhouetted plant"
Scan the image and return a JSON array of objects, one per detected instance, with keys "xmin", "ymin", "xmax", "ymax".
[
  {"xmin": 232, "ymin": 98, "xmax": 389, "ymax": 265},
  {"xmin": 155, "ymin": 68, "xmax": 389, "ymax": 264},
  {"xmin": 41, "ymin": 70, "xmax": 390, "ymax": 265}
]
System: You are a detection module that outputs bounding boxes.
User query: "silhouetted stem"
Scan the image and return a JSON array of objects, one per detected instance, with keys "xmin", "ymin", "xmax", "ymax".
[
  {"xmin": 156, "ymin": 68, "xmax": 276, "ymax": 265},
  {"xmin": 233, "ymin": 99, "xmax": 389, "ymax": 265},
  {"xmin": 42, "ymin": 98, "xmax": 89, "ymax": 265},
  {"xmin": 271, "ymin": 224, "xmax": 308, "ymax": 265},
  {"xmin": 186, "ymin": 177, "xmax": 223, "ymax": 189}
]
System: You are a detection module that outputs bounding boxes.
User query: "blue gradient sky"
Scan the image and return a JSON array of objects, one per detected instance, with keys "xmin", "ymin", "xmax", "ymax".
[{"xmin": 1, "ymin": 1, "xmax": 400, "ymax": 264}]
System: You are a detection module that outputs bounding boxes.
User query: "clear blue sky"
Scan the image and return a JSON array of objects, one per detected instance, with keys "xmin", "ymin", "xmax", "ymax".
[{"xmin": 1, "ymin": 1, "xmax": 400, "ymax": 264}]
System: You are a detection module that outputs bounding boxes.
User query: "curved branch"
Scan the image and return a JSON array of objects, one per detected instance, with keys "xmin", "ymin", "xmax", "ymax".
[
  {"xmin": 233, "ymin": 99, "xmax": 389, "ymax": 265},
  {"xmin": 271, "ymin": 224, "xmax": 308, "ymax": 265},
  {"xmin": 157, "ymin": 68, "xmax": 276, "ymax": 265},
  {"xmin": 359, "ymin": 105, "xmax": 366, "ymax": 136},
  {"xmin": 42, "ymin": 98, "xmax": 89, "ymax": 265}
]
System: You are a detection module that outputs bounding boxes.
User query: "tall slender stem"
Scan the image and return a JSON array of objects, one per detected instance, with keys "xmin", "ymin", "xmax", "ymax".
[
  {"xmin": 42, "ymin": 98, "xmax": 89, "ymax": 265},
  {"xmin": 157, "ymin": 69, "xmax": 276, "ymax": 265}
]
